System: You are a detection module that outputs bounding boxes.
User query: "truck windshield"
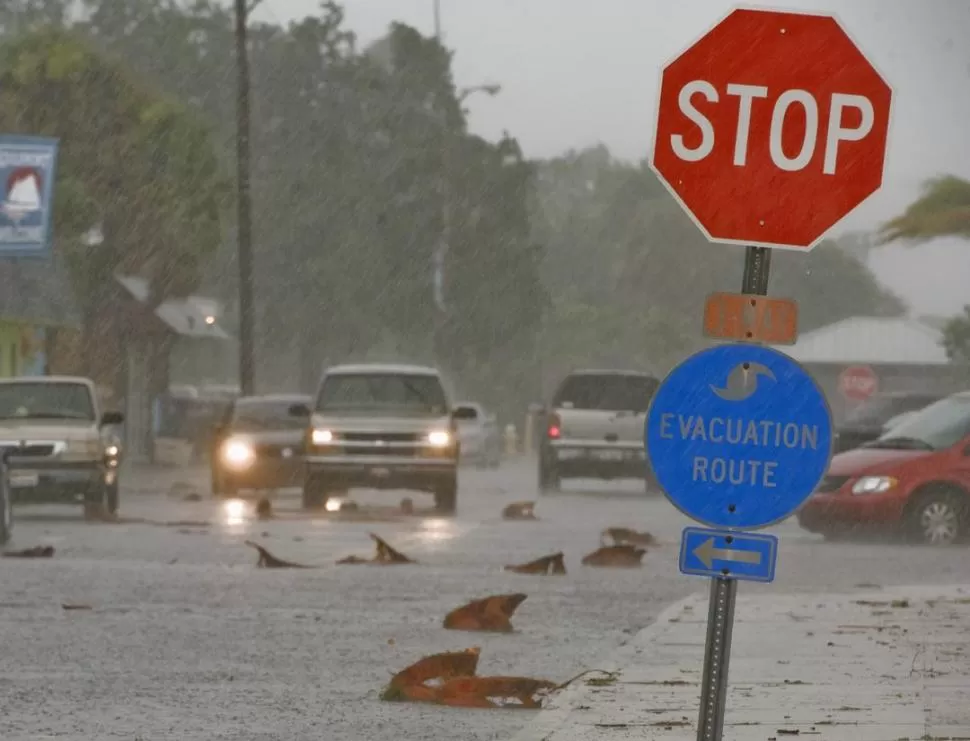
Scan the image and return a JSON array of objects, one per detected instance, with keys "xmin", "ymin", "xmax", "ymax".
[
  {"xmin": 316, "ymin": 374, "xmax": 447, "ymax": 415},
  {"xmin": 0, "ymin": 382, "xmax": 95, "ymax": 421},
  {"xmin": 232, "ymin": 399, "xmax": 309, "ymax": 431},
  {"xmin": 553, "ymin": 374, "xmax": 659, "ymax": 412}
]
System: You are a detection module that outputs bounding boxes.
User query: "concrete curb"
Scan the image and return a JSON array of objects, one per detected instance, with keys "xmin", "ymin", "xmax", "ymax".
[{"xmin": 510, "ymin": 591, "xmax": 706, "ymax": 741}]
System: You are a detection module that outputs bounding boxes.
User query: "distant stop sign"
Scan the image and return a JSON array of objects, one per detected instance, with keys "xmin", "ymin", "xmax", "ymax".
[
  {"xmin": 839, "ymin": 365, "xmax": 879, "ymax": 402},
  {"xmin": 651, "ymin": 9, "xmax": 892, "ymax": 249}
]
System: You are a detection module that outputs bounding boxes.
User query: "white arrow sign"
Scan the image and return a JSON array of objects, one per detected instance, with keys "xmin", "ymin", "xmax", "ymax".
[{"xmin": 693, "ymin": 537, "xmax": 763, "ymax": 569}]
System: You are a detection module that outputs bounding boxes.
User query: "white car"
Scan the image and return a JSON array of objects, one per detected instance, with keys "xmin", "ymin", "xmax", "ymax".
[
  {"xmin": 453, "ymin": 401, "xmax": 501, "ymax": 468},
  {"xmin": 297, "ymin": 364, "xmax": 460, "ymax": 513}
]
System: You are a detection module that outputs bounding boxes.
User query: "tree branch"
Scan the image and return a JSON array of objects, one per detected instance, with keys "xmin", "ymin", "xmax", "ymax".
[{"xmin": 246, "ymin": 0, "xmax": 264, "ymax": 16}]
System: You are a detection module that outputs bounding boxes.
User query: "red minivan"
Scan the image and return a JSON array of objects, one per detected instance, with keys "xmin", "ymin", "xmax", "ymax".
[{"xmin": 798, "ymin": 391, "xmax": 970, "ymax": 545}]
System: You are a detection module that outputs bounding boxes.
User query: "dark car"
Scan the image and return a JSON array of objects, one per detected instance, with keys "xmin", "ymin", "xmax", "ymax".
[
  {"xmin": 835, "ymin": 391, "xmax": 945, "ymax": 454},
  {"xmin": 210, "ymin": 394, "xmax": 311, "ymax": 497}
]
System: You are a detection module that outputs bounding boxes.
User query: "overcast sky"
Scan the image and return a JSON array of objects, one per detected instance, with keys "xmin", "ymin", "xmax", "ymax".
[{"xmin": 252, "ymin": 0, "xmax": 970, "ymax": 317}]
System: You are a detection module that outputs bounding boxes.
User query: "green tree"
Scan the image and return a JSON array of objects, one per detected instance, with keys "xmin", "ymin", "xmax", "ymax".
[
  {"xmin": 532, "ymin": 147, "xmax": 905, "ymax": 380},
  {"xmin": 879, "ymin": 175, "xmax": 970, "ymax": 362},
  {"xmin": 0, "ymin": 28, "xmax": 225, "ymax": 387}
]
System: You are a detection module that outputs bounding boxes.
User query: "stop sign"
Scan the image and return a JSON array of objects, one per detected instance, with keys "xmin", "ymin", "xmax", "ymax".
[
  {"xmin": 651, "ymin": 9, "xmax": 892, "ymax": 249},
  {"xmin": 839, "ymin": 365, "xmax": 879, "ymax": 402}
]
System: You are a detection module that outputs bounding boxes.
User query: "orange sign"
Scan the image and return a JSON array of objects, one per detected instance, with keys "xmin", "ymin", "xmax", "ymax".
[{"xmin": 703, "ymin": 293, "xmax": 798, "ymax": 345}]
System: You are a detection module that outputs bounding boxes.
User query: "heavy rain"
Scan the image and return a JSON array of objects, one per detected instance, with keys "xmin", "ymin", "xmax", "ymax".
[{"xmin": 1, "ymin": 1, "xmax": 969, "ymax": 740}]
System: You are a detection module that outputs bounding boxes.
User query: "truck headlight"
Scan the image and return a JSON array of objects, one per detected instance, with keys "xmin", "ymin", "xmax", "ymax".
[
  {"xmin": 851, "ymin": 476, "xmax": 897, "ymax": 495},
  {"xmin": 64, "ymin": 439, "xmax": 101, "ymax": 460},
  {"xmin": 311, "ymin": 428, "xmax": 334, "ymax": 445},
  {"xmin": 427, "ymin": 430, "xmax": 451, "ymax": 448},
  {"xmin": 222, "ymin": 438, "xmax": 255, "ymax": 470}
]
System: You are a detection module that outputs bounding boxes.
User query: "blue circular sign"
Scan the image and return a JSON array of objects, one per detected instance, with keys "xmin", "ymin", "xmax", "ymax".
[{"xmin": 646, "ymin": 343, "xmax": 832, "ymax": 530}]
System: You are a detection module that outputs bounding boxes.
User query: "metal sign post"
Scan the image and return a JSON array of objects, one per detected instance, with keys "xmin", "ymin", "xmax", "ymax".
[
  {"xmin": 646, "ymin": 6, "xmax": 893, "ymax": 740},
  {"xmin": 695, "ymin": 246, "xmax": 773, "ymax": 741},
  {"xmin": 0, "ymin": 451, "xmax": 12, "ymax": 545}
]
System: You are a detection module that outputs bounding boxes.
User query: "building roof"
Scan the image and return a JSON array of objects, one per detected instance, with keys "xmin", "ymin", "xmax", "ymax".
[
  {"xmin": 776, "ymin": 316, "xmax": 949, "ymax": 365},
  {"xmin": 0, "ymin": 256, "xmax": 80, "ymax": 327},
  {"xmin": 116, "ymin": 275, "xmax": 231, "ymax": 340}
]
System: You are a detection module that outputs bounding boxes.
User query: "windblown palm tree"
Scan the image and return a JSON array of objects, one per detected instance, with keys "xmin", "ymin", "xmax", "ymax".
[
  {"xmin": 880, "ymin": 175, "xmax": 970, "ymax": 362},
  {"xmin": 880, "ymin": 176, "xmax": 970, "ymax": 243}
]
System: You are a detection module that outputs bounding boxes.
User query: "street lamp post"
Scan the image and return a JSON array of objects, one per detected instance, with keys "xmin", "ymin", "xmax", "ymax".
[
  {"xmin": 234, "ymin": 0, "xmax": 257, "ymax": 395},
  {"xmin": 432, "ymin": 83, "xmax": 500, "ymax": 373}
]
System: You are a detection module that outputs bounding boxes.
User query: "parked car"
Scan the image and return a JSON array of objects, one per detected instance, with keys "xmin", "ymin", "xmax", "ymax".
[
  {"xmin": 210, "ymin": 394, "xmax": 311, "ymax": 497},
  {"xmin": 536, "ymin": 369, "xmax": 660, "ymax": 493},
  {"xmin": 797, "ymin": 390, "xmax": 970, "ymax": 545},
  {"xmin": 453, "ymin": 401, "xmax": 501, "ymax": 468},
  {"xmin": 295, "ymin": 364, "xmax": 460, "ymax": 513},
  {"xmin": 0, "ymin": 376, "xmax": 124, "ymax": 517},
  {"xmin": 834, "ymin": 391, "xmax": 945, "ymax": 454}
]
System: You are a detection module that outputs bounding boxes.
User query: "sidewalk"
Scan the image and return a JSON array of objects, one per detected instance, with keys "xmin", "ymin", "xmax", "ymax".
[{"xmin": 514, "ymin": 584, "xmax": 970, "ymax": 741}]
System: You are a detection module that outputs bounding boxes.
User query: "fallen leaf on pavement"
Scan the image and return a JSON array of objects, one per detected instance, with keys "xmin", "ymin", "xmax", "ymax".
[
  {"xmin": 382, "ymin": 647, "xmax": 481, "ymax": 699},
  {"xmin": 3, "ymin": 545, "xmax": 55, "ymax": 558},
  {"xmin": 601, "ymin": 527, "xmax": 657, "ymax": 547},
  {"xmin": 582, "ymin": 544, "xmax": 645, "ymax": 567},
  {"xmin": 505, "ymin": 552, "xmax": 566, "ymax": 575},
  {"xmin": 62, "ymin": 603, "xmax": 92, "ymax": 610},
  {"xmin": 336, "ymin": 533, "xmax": 415, "ymax": 565},
  {"xmin": 438, "ymin": 676, "xmax": 558, "ymax": 708},
  {"xmin": 245, "ymin": 540, "xmax": 314, "ymax": 568},
  {"xmin": 443, "ymin": 594, "xmax": 527, "ymax": 632},
  {"xmin": 381, "ymin": 647, "xmax": 566, "ymax": 709},
  {"xmin": 502, "ymin": 501, "xmax": 537, "ymax": 520}
]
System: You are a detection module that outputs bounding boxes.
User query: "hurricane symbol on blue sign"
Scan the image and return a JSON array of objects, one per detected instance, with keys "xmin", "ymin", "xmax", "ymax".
[{"xmin": 710, "ymin": 362, "xmax": 775, "ymax": 402}]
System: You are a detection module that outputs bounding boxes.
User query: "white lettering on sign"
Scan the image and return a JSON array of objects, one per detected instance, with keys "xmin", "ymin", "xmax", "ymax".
[
  {"xmin": 769, "ymin": 89, "xmax": 818, "ymax": 172},
  {"xmin": 670, "ymin": 81, "xmax": 875, "ymax": 175},
  {"xmin": 659, "ymin": 413, "xmax": 819, "ymax": 450},
  {"xmin": 824, "ymin": 94, "xmax": 874, "ymax": 175},
  {"xmin": 671, "ymin": 80, "xmax": 717, "ymax": 162},
  {"xmin": 691, "ymin": 456, "xmax": 778, "ymax": 487}
]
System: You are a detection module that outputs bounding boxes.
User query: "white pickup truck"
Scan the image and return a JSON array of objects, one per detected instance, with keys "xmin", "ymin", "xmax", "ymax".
[{"xmin": 536, "ymin": 369, "xmax": 659, "ymax": 493}]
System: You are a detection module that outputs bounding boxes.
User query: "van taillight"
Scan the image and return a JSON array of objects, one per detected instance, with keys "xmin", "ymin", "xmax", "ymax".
[{"xmin": 547, "ymin": 414, "xmax": 561, "ymax": 439}]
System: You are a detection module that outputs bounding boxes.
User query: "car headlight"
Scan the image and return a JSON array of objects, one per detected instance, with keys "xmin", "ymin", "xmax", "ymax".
[
  {"xmin": 311, "ymin": 428, "xmax": 334, "ymax": 445},
  {"xmin": 222, "ymin": 438, "xmax": 255, "ymax": 469},
  {"xmin": 851, "ymin": 476, "xmax": 897, "ymax": 495},
  {"xmin": 427, "ymin": 430, "xmax": 451, "ymax": 447}
]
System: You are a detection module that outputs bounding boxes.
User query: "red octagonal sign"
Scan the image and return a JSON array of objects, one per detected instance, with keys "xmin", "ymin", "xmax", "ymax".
[{"xmin": 651, "ymin": 8, "xmax": 892, "ymax": 250}]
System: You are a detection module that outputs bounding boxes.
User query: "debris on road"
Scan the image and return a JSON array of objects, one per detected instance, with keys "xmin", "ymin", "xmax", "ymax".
[
  {"xmin": 381, "ymin": 646, "xmax": 562, "ymax": 709},
  {"xmin": 382, "ymin": 647, "xmax": 481, "ymax": 700},
  {"xmin": 581, "ymin": 544, "xmax": 645, "ymax": 568},
  {"xmin": 400, "ymin": 497, "xmax": 414, "ymax": 514},
  {"xmin": 336, "ymin": 533, "xmax": 416, "ymax": 565},
  {"xmin": 245, "ymin": 540, "xmax": 314, "ymax": 568},
  {"xmin": 502, "ymin": 501, "xmax": 537, "ymax": 520},
  {"xmin": 505, "ymin": 552, "xmax": 566, "ymax": 575},
  {"xmin": 61, "ymin": 603, "xmax": 93, "ymax": 611},
  {"xmin": 443, "ymin": 593, "xmax": 528, "ymax": 632},
  {"xmin": 600, "ymin": 527, "xmax": 657, "ymax": 547},
  {"xmin": 3, "ymin": 545, "xmax": 55, "ymax": 558}
]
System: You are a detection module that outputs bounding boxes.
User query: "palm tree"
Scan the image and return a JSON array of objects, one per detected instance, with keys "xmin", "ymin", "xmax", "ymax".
[
  {"xmin": 879, "ymin": 175, "xmax": 970, "ymax": 243},
  {"xmin": 880, "ymin": 175, "xmax": 970, "ymax": 362}
]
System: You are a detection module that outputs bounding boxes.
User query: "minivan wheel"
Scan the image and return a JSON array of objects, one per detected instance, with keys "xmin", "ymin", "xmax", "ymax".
[{"xmin": 907, "ymin": 488, "xmax": 966, "ymax": 545}]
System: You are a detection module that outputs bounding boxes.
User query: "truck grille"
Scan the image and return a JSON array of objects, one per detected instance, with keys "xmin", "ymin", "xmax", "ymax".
[
  {"xmin": 341, "ymin": 432, "xmax": 423, "ymax": 443},
  {"xmin": 0, "ymin": 443, "xmax": 57, "ymax": 458}
]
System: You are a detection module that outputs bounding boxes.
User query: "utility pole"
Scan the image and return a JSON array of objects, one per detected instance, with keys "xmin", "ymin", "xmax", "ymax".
[
  {"xmin": 430, "ymin": 83, "xmax": 500, "ymax": 373},
  {"xmin": 234, "ymin": 0, "xmax": 255, "ymax": 395}
]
